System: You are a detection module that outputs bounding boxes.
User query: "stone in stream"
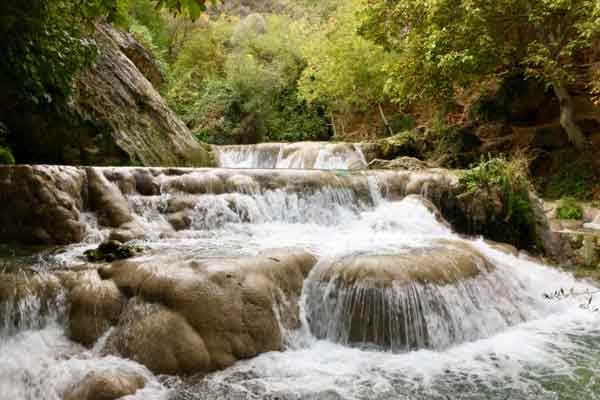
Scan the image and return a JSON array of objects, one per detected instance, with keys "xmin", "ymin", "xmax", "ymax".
[
  {"xmin": 63, "ymin": 370, "xmax": 147, "ymax": 400},
  {"xmin": 95, "ymin": 248, "xmax": 317, "ymax": 375},
  {"xmin": 66, "ymin": 270, "xmax": 126, "ymax": 346},
  {"xmin": 84, "ymin": 240, "xmax": 143, "ymax": 263},
  {"xmin": 305, "ymin": 241, "xmax": 496, "ymax": 351}
]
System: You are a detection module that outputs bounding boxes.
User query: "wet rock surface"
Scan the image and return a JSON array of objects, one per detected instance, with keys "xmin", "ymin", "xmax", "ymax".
[
  {"xmin": 0, "ymin": 166, "xmax": 85, "ymax": 245},
  {"xmin": 97, "ymin": 249, "xmax": 317, "ymax": 374},
  {"xmin": 304, "ymin": 242, "xmax": 515, "ymax": 351},
  {"xmin": 63, "ymin": 369, "xmax": 146, "ymax": 400}
]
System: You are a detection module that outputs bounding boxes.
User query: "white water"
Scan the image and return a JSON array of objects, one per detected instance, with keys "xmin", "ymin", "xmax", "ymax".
[
  {"xmin": 217, "ymin": 142, "xmax": 368, "ymax": 170},
  {"xmin": 2, "ymin": 171, "xmax": 600, "ymax": 399}
]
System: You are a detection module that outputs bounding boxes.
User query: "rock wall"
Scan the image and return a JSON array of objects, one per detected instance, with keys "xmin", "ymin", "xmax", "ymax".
[{"xmin": 0, "ymin": 25, "xmax": 215, "ymax": 167}]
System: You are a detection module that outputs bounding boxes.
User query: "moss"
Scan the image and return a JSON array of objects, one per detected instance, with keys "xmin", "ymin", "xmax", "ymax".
[
  {"xmin": 556, "ymin": 197, "xmax": 584, "ymax": 220},
  {"xmin": 427, "ymin": 124, "xmax": 482, "ymax": 168},
  {"xmin": 84, "ymin": 240, "xmax": 142, "ymax": 262},
  {"xmin": 375, "ymin": 130, "xmax": 421, "ymax": 159}
]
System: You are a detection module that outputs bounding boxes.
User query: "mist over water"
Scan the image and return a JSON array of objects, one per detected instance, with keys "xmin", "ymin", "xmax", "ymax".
[{"xmin": 1, "ymin": 155, "xmax": 600, "ymax": 399}]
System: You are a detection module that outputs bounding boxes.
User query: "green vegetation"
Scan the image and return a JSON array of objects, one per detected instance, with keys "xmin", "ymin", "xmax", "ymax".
[
  {"xmin": 161, "ymin": 13, "xmax": 329, "ymax": 144},
  {"xmin": 0, "ymin": 0, "xmax": 130, "ymax": 105},
  {"xmin": 0, "ymin": 0, "xmax": 598, "ymax": 207},
  {"xmin": 460, "ymin": 155, "xmax": 534, "ymax": 227},
  {"xmin": 458, "ymin": 155, "xmax": 537, "ymax": 249},
  {"xmin": 360, "ymin": 0, "xmax": 600, "ymax": 149},
  {"xmin": 543, "ymin": 149, "xmax": 594, "ymax": 201},
  {"xmin": 556, "ymin": 197, "xmax": 584, "ymax": 220}
]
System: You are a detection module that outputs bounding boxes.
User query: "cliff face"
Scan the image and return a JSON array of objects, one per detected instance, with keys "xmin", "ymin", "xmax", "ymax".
[{"xmin": 1, "ymin": 24, "xmax": 215, "ymax": 167}]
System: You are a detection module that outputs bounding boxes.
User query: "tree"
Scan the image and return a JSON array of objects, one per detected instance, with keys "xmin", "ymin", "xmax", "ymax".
[
  {"xmin": 360, "ymin": 0, "xmax": 600, "ymax": 150},
  {"xmin": 154, "ymin": 0, "xmax": 215, "ymax": 20},
  {"xmin": 0, "ymin": 0, "xmax": 131, "ymax": 104},
  {"xmin": 299, "ymin": 0, "xmax": 392, "ymax": 115}
]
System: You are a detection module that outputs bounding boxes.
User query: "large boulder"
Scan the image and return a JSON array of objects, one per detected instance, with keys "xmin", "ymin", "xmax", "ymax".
[
  {"xmin": 0, "ymin": 165, "xmax": 85, "ymax": 244},
  {"xmin": 305, "ymin": 242, "xmax": 495, "ymax": 351},
  {"xmin": 106, "ymin": 27, "xmax": 164, "ymax": 88},
  {"xmin": 67, "ymin": 271, "xmax": 125, "ymax": 346},
  {"xmin": 1, "ymin": 25, "xmax": 214, "ymax": 167},
  {"xmin": 98, "ymin": 249, "xmax": 317, "ymax": 374}
]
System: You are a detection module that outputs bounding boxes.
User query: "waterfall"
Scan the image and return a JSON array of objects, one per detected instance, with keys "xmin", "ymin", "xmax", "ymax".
[
  {"xmin": 216, "ymin": 142, "xmax": 368, "ymax": 170},
  {"xmin": 1, "ymin": 164, "xmax": 599, "ymax": 400}
]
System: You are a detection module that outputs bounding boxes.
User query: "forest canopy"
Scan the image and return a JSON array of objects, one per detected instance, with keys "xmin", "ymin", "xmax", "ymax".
[{"xmin": 1, "ymin": 0, "xmax": 599, "ymax": 147}]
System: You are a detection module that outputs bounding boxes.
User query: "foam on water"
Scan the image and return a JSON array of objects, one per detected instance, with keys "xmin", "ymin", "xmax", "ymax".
[
  {"xmin": 2, "ymin": 171, "xmax": 600, "ymax": 399},
  {"xmin": 217, "ymin": 142, "xmax": 368, "ymax": 170},
  {"xmin": 0, "ymin": 325, "xmax": 171, "ymax": 400}
]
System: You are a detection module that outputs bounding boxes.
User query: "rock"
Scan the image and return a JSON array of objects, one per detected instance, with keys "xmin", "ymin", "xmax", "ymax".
[
  {"xmin": 68, "ymin": 271, "xmax": 125, "ymax": 346},
  {"xmin": 315, "ymin": 242, "xmax": 492, "ymax": 287},
  {"xmin": 368, "ymin": 157, "xmax": 429, "ymax": 170},
  {"xmin": 84, "ymin": 240, "xmax": 143, "ymax": 262},
  {"xmin": 63, "ymin": 370, "xmax": 146, "ymax": 400},
  {"xmin": 99, "ymin": 249, "xmax": 317, "ymax": 374},
  {"xmin": 305, "ymin": 242, "xmax": 495, "ymax": 350},
  {"xmin": 1, "ymin": 24, "xmax": 215, "ymax": 167},
  {"xmin": 167, "ymin": 211, "xmax": 193, "ymax": 231},
  {"xmin": 108, "ymin": 222, "xmax": 147, "ymax": 243},
  {"xmin": 105, "ymin": 27, "xmax": 164, "ymax": 88},
  {"xmin": 362, "ymin": 132, "xmax": 422, "ymax": 162},
  {"xmin": 105, "ymin": 300, "xmax": 212, "ymax": 375},
  {"xmin": 86, "ymin": 168, "xmax": 133, "ymax": 228},
  {"xmin": 0, "ymin": 165, "xmax": 85, "ymax": 245}
]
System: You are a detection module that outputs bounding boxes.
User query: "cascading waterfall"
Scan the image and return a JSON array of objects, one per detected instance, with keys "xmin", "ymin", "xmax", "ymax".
[
  {"xmin": 2, "ymin": 165, "xmax": 600, "ymax": 400},
  {"xmin": 216, "ymin": 142, "xmax": 368, "ymax": 169}
]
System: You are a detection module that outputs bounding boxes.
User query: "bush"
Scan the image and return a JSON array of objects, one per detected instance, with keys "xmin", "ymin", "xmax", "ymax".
[
  {"xmin": 556, "ymin": 197, "xmax": 583, "ymax": 220},
  {"xmin": 458, "ymin": 154, "xmax": 537, "ymax": 248},
  {"xmin": 0, "ymin": 147, "xmax": 15, "ymax": 165}
]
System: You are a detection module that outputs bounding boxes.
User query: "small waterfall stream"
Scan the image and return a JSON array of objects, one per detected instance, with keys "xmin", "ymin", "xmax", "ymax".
[
  {"xmin": 1, "ymin": 163, "xmax": 599, "ymax": 400},
  {"xmin": 216, "ymin": 142, "xmax": 368, "ymax": 170}
]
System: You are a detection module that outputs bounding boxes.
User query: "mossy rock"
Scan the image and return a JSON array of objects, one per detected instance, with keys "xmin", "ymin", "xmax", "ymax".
[{"xmin": 85, "ymin": 240, "xmax": 143, "ymax": 262}]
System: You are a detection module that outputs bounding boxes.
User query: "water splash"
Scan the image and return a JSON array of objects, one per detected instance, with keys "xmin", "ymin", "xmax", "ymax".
[{"xmin": 217, "ymin": 142, "xmax": 368, "ymax": 170}]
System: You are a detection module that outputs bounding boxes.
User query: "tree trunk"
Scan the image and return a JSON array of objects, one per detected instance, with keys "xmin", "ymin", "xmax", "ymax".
[
  {"xmin": 377, "ymin": 103, "xmax": 393, "ymax": 136},
  {"xmin": 553, "ymin": 84, "xmax": 587, "ymax": 150},
  {"xmin": 330, "ymin": 112, "xmax": 337, "ymax": 138}
]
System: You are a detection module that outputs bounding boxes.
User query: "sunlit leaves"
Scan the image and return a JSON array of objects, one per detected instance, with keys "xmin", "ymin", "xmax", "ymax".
[
  {"xmin": 360, "ymin": 0, "xmax": 600, "ymax": 106},
  {"xmin": 153, "ymin": 0, "xmax": 215, "ymax": 20}
]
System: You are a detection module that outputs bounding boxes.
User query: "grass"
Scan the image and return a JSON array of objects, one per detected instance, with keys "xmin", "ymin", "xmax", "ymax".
[{"xmin": 556, "ymin": 197, "xmax": 584, "ymax": 220}]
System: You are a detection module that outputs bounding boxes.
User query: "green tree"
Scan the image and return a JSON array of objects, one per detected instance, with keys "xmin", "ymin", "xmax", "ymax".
[
  {"xmin": 0, "ymin": 0, "xmax": 130, "ymax": 104},
  {"xmin": 360, "ymin": 0, "xmax": 600, "ymax": 150},
  {"xmin": 299, "ymin": 0, "xmax": 392, "ymax": 115},
  {"xmin": 167, "ymin": 14, "xmax": 328, "ymax": 143}
]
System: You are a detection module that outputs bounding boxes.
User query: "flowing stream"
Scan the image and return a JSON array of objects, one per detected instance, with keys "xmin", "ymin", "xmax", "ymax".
[{"xmin": 1, "ymin": 145, "xmax": 600, "ymax": 400}]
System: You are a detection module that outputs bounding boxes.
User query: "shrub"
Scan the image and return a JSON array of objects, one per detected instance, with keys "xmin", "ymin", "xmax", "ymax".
[
  {"xmin": 458, "ymin": 154, "xmax": 537, "ymax": 248},
  {"xmin": 0, "ymin": 147, "xmax": 15, "ymax": 165},
  {"xmin": 556, "ymin": 197, "xmax": 583, "ymax": 220}
]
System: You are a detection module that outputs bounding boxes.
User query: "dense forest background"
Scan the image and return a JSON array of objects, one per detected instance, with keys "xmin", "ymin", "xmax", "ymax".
[{"xmin": 0, "ymin": 0, "xmax": 598, "ymax": 201}]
